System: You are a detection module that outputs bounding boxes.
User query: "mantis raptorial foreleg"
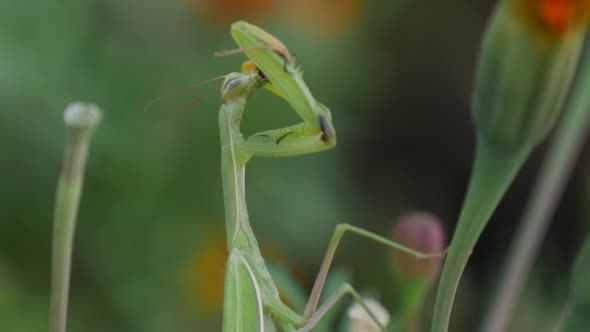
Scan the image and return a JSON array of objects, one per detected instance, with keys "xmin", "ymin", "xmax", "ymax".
[{"xmin": 241, "ymin": 125, "xmax": 332, "ymax": 157}]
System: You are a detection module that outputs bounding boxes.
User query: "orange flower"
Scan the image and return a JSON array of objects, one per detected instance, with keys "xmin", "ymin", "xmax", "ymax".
[
  {"xmin": 285, "ymin": 0, "xmax": 364, "ymax": 36},
  {"xmin": 185, "ymin": 231, "xmax": 227, "ymax": 311},
  {"xmin": 191, "ymin": 0, "xmax": 364, "ymax": 36},
  {"xmin": 184, "ymin": 228, "xmax": 307, "ymax": 312},
  {"xmin": 190, "ymin": 0, "xmax": 277, "ymax": 24},
  {"xmin": 513, "ymin": 0, "xmax": 590, "ymax": 37}
]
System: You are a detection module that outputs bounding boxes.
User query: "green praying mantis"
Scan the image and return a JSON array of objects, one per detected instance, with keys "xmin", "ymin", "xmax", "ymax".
[{"xmin": 215, "ymin": 21, "xmax": 443, "ymax": 331}]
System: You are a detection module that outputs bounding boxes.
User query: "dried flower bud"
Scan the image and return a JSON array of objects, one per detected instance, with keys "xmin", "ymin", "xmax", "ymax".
[
  {"xmin": 347, "ymin": 298, "xmax": 390, "ymax": 332},
  {"xmin": 472, "ymin": 0, "xmax": 587, "ymax": 151},
  {"xmin": 392, "ymin": 212, "xmax": 446, "ymax": 282}
]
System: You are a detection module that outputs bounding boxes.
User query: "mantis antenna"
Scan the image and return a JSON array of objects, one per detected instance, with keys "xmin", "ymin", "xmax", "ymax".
[{"xmin": 143, "ymin": 75, "xmax": 225, "ymax": 111}]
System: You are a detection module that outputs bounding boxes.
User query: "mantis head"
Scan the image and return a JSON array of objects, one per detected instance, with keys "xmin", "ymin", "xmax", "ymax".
[{"xmin": 221, "ymin": 72, "xmax": 265, "ymax": 101}]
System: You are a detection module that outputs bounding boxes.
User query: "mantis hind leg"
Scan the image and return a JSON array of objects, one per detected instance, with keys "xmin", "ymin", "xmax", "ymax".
[
  {"xmin": 262, "ymin": 281, "xmax": 386, "ymax": 331},
  {"xmin": 303, "ymin": 223, "xmax": 445, "ymax": 318},
  {"xmin": 297, "ymin": 283, "xmax": 388, "ymax": 332}
]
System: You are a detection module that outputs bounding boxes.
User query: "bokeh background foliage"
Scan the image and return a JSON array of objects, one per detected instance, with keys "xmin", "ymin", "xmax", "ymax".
[{"xmin": 0, "ymin": 0, "xmax": 588, "ymax": 331}]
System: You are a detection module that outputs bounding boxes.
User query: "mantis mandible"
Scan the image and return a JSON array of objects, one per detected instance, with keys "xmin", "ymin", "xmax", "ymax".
[{"xmin": 216, "ymin": 21, "xmax": 443, "ymax": 331}]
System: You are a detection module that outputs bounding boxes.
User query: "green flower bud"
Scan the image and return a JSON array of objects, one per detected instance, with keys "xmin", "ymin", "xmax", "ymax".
[{"xmin": 472, "ymin": 0, "xmax": 587, "ymax": 151}]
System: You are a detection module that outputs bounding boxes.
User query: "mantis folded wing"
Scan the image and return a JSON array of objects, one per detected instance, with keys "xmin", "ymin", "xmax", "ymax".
[
  {"xmin": 223, "ymin": 250, "xmax": 265, "ymax": 332},
  {"xmin": 215, "ymin": 21, "xmax": 444, "ymax": 332}
]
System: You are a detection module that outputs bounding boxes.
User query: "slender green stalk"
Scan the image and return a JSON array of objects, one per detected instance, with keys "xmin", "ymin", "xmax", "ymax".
[
  {"xmin": 50, "ymin": 103, "xmax": 102, "ymax": 332},
  {"xmin": 399, "ymin": 280, "xmax": 428, "ymax": 332},
  {"xmin": 482, "ymin": 42, "xmax": 590, "ymax": 332},
  {"xmin": 558, "ymin": 303, "xmax": 590, "ymax": 332},
  {"xmin": 557, "ymin": 235, "xmax": 590, "ymax": 332},
  {"xmin": 431, "ymin": 141, "xmax": 529, "ymax": 332}
]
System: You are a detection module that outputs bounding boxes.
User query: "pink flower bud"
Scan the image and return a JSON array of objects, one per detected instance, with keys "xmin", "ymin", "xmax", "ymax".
[{"xmin": 392, "ymin": 212, "xmax": 446, "ymax": 281}]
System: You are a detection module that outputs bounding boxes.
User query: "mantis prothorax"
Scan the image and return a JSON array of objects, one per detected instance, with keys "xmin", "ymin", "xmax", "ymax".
[{"xmin": 217, "ymin": 21, "xmax": 444, "ymax": 331}]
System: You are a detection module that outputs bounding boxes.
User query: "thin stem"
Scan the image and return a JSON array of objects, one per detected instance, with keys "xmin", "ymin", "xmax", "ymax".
[
  {"xmin": 557, "ymin": 303, "xmax": 590, "ymax": 332},
  {"xmin": 481, "ymin": 45, "xmax": 590, "ymax": 332},
  {"xmin": 431, "ymin": 140, "xmax": 529, "ymax": 332},
  {"xmin": 399, "ymin": 279, "xmax": 429, "ymax": 332},
  {"xmin": 50, "ymin": 103, "xmax": 101, "ymax": 332},
  {"xmin": 556, "ymin": 236, "xmax": 590, "ymax": 332}
]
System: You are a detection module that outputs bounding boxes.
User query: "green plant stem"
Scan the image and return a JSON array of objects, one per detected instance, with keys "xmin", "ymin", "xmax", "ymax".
[
  {"xmin": 558, "ymin": 236, "xmax": 590, "ymax": 332},
  {"xmin": 481, "ymin": 62, "xmax": 590, "ymax": 332},
  {"xmin": 399, "ymin": 278, "xmax": 429, "ymax": 332},
  {"xmin": 431, "ymin": 140, "xmax": 529, "ymax": 332},
  {"xmin": 50, "ymin": 103, "xmax": 101, "ymax": 332},
  {"xmin": 559, "ymin": 304, "xmax": 590, "ymax": 332}
]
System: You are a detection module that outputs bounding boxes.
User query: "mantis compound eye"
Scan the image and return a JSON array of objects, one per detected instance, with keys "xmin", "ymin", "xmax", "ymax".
[{"xmin": 221, "ymin": 75, "xmax": 246, "ymax": 100}]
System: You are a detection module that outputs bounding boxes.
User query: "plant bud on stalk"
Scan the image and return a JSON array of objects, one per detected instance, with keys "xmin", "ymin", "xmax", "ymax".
[
  {"xmin": 392, "ymin": 212, "xmax": 445, "ymax": 331},
  {"xmin": 432, "ymin": 2, "xmax": 590, "ymax": 331},
  {"xmin": 51, "ymin": 103, "xmax": 102, "ymax": 332},
  {"xmin": 473, "ymin": 0, "xmax": 588, "ymax": 151},
  {"xmin": 392, "ymin": 212, "xmax": 446, "ymax": 282}
]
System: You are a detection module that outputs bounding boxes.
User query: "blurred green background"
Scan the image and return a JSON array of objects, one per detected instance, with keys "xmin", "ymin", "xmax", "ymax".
[{"xmin": 1, "ymin": 0, "xmax": 588, "ymax": 331}]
